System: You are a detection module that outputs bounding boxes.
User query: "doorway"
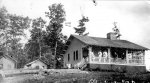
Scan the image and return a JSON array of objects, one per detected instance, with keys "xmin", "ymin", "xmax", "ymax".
[{"xmin": 82, "ymin": 47, "xmax": 89, "ymax": 59}]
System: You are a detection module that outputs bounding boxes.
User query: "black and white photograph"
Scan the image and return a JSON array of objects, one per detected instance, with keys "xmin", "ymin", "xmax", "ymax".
[{"xmin": 0, "ymin": 0, "xmax": 150, "ymax": 83}]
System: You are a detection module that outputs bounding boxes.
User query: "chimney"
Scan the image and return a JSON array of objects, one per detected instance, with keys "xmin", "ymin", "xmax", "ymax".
[{"xmin": 107, "ymin": 32, "xmax": 117, "ymax": 40}]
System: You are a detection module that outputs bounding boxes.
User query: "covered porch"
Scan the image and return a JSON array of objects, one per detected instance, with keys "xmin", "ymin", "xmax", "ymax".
[{"xmin": 83, "ymin": 46, "xmax": 145, "ymax": 66}]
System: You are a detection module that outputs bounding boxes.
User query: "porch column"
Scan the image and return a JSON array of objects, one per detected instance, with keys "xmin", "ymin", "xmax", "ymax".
[
  {"xmin": 107, "ymin": 48, "xmax": 111, "ymax": 63},
  {"xmin": 143, "ymin": 50, "xmax": 145, "ymax": 65},
  {"xmin": 88, "ymin": 46, "xmax": 92, "ymax": 63},
  {"xmin": 126, "ymin": 50, "xmax": 129, "ymax": 64}
]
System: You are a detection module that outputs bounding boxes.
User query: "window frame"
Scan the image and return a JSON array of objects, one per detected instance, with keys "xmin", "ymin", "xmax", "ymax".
[{"xmin": 76, "ymin": 50, "xmax": 78, "ymax": 60}]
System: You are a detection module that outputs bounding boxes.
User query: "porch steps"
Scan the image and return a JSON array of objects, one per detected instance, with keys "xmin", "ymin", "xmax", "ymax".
[
  {"xmin": 74, "ymin": 58, "xmax": 88, "ymax": 70},
  {"xmin": 80, "ymin": 63, "xmax": 87, "ymax": 70}
]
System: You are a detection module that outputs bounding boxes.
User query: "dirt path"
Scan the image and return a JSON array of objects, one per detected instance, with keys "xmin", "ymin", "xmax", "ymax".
[
  {"xmin": 0, "ymin": 74, "xmax": 37, "ymax": 83},
  {"xmin": 0, "ymin": 69, "xmax": 88, "ymax": 83}
]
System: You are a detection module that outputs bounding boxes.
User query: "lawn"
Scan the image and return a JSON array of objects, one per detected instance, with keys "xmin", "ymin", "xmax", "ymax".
[{"xmin": 22, "ymin": 69, "xmax": 150, "ymax": 83}]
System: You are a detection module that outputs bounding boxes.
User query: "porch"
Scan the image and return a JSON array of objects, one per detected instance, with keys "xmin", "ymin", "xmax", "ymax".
[{"xmin": 84, "ymin": 46, "xmax": 145, "ymax": 66}]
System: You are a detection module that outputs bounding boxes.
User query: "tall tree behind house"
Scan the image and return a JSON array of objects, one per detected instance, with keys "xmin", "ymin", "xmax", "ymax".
[
  {"xmin": 24, "ymin": 17, "xmax": 56, "ymax": 68},
  {"xmin": 25, "ymin": 17, "xmax": 46, "ymax": 60},
  {"xmin": 45, "ymin": 3, "xmax": 67, "ymax": 68},
  {"xmin": 74, "ymin": 16, "xmax": 89, "ymax": 36},
  {"xmin": 112, "ymin": 22, "xmax": 121, "ymax": 39}
]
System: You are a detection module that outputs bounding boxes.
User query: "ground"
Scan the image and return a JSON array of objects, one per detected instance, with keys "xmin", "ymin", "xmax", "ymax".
[
  {"xmin": 1, "ymin": 74, "xmax": 39, "ymax": 83},
  {"xmin": 0, "ymin": 69, "xmax": 150, "ymax": 83}
]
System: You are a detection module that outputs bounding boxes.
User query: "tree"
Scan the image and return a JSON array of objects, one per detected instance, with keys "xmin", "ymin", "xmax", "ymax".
[
  {"xmin": 74, "ymin": 16, "xmax": 89, "ymax": 36},
  {"xmin": 25, "ymin": 17, "xmax": 46, "ymax": 60},
  {"xmin": 7, "ymin": 14, "xmax": 30, "ymax": 57},
  {"xmin": 0, "ymin": 7, "xmax": 31, "ymax": 68},
  {"xmin": 45, "ymin": 3, "xmax": 67, "ymax": 68},
  {"xmin": 112, "ymin": 22, "xmax": 121, "ymax": 39}
]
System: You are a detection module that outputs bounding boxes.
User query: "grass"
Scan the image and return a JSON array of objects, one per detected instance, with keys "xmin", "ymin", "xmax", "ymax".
[{"xmin": 22, "ymin": 70, "xmax": 150, "ymax": 83}]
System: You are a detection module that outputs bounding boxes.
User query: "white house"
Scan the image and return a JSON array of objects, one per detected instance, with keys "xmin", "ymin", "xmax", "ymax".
[
  {"xmin": 0, "ymin": 55, "xmax": 17, "ymax": 70},
  {"xmin": 64, "ymin": 34, "xmax": 149, "ymax": 73},
  {"xmin": 24, "ymin": 59, "xmax": 47, "ymax": 69}
]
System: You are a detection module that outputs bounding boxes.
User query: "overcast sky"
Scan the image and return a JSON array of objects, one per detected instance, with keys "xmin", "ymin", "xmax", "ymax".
[{"xmin": 0, "ymin": 0, "xmax": 150, "ymax": 49}]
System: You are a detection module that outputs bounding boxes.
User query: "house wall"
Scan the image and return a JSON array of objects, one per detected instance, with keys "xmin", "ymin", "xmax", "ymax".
[
  {"xmin": 64, "ymin": 38, "xmax": 86, "ymax": 68},
  {"xmin": 0, "ymin": 57, "xmax": 15, "ymax": 70}
]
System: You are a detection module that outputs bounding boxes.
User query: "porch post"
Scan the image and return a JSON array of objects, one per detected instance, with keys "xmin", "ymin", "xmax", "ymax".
[
  {"xmin": 143, "ymin": 50, "xmax": 145, "ymax": 65},
  {"xmin": 126, "ymin": 50, "xmax": 129, "ymax": 64},
  {"xmin": 88, "ymin": 46, "xmax": 92, "ymax": 63},
  {"xmin": 108, "ymin": 48, "xmax": 111, "ymax": 63}
]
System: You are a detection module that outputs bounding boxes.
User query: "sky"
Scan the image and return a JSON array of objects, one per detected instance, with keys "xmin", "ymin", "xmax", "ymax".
[{"xmin": 1, "ymin": 0, "xmax": 150, "ymax": 67}]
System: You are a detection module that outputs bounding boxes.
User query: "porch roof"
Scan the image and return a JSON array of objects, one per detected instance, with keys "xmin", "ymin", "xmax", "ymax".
[{"xmin": 69, "ymin": 34, "xmax": 148, "ymax": 50}]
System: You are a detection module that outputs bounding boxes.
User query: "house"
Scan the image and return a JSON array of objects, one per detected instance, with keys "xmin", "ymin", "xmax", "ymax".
[
  {"xmin": 24, "ymin": 59, "xmax": 48, "ymax": 69},
  {"xmin": 0, "ymin": 54, "xmax": 17, "ymax": 70},
  {"xmin": 64, "ymin": 33, "xmax": 149, "ymax": 73}
]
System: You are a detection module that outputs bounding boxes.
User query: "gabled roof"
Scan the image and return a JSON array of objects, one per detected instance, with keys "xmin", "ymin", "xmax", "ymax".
[
  {"xmin": 67, "ymin": 34, "xmax": 148, "ymax": 50},
  {"xmin": 25, "ymin": 59, "xmax": 48, "ymax": 66},
  {"xmin": 0, "ymin": 55, "xmax": 17, "ymax": 63}
]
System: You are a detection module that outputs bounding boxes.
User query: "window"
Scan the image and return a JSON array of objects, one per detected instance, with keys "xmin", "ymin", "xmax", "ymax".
[
  {"xmin": 68, "ymin": 54, "xmax": 70, "ymax": 61},
  {"xmin": 76, "ymin": 50, "xmax": 78, "ymax": 60},
  {"xmin": 74, "ymin": 51, "xmax": 76, "ymax": 60}
]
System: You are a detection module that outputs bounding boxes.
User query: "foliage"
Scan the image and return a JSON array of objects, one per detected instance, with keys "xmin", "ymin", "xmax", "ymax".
[
  {"xmin": 7, "ymin": 14, "xmax": 30, "ymax": 57},
  {"xmin": 24, "ymin": 3, "xmax": 67, "ymax": 68},
  {"xmin": 25, "ymin": 17, "xmax": 47, "ymax": 61},
  {"xmin": 74, "ymin": 16, "xmax": 89, "ymax": 36},
  {"xmin": 112, "ymin": 22, "xmax": 121, "ymax": 39},
  {"xmin": 0, "ymin": 7, "xmax": 31, "ymax": 68},
  {"xmin": 1, "ymin": 3, "xmax": 68, "ymax": 68},
  {"xmin": 45, "ymin": 3, "xmax": 67, "ymax": 68}
]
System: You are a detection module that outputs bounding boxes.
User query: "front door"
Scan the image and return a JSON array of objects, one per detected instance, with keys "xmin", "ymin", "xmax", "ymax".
[{"xmin": 82, "ymin": 48, "xmax": 89, "ymax": 59}]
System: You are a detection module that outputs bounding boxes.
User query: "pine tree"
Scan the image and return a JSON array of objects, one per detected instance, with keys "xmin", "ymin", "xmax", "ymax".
[
  {"xmin": 25, "ymin": 17, "xmax": 46, "ymax": 60},
  {"xmin": 0, "ymin": 7, "xmax": 31, "ymax": 68},
  {"xmin": 45, "ymin": 3, "xmax": 67, "ymax": 68},
  {"xmin": 74, "ymin": 16, "xmax": 89, "ymax": 36}
]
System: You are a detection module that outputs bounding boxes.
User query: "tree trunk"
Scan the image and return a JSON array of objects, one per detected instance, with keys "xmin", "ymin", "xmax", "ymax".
[
  {"xmin": 39, "ymin": 38, "xmax": 42, "ymax": 58},
  {"xmin": 54, "ymin": 41, "xmax": 57, "ymax": 69},
  {"xmin": 5, "ymin": 30, "xmax": 8, "ymax": 55}
]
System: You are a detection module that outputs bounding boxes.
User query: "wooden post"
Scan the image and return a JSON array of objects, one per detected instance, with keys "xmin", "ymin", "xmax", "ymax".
[
  {"xmin": 143, "ymin": 50, "xmax": 145, "ymax": 65},
  {"xmin": 126, "ymin": 50, "xmax": 129, "ymax": 64},
  {"xmin": 81, "ymin": 48, "xmax": 83, "ymax": 61},
  {"xmin": 108, "ymin": 48, "xmax": 111, "ymax": 63},
  {"xmin": 88, "ymin": 46, "xmax": 92, "ymax": 63}
]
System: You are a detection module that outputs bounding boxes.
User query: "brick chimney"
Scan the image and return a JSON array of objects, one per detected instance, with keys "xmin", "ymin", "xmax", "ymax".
[{"xmin": 107, "ymin": 32, "xmax": 117, "ymax": 40}]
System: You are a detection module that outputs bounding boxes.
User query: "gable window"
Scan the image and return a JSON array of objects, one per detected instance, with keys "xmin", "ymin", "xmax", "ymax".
[
  {"xmin": 68, "ymin": 54, "xmax": 70, "ymax": 61},
  {"xmin": 73, "ymin": 51, "xmax": 76, "ymax": 61},
  {"xmin": 76, "ymin": 50, "xmax": 78, "ymax": 60}
]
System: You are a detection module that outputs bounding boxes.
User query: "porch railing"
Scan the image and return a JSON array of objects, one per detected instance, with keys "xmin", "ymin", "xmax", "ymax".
[
  {"xmin": 91, "ymin": 57, "xmax": 144, "ymax": 65},
  {"xmin": 129, "ymin": 59, "xmax": 144, "ymax": 65},
  {"xmin": 110, "ymin": 58, "xmax": 127, "ymax": 64},
  {"xmin": 91, "ymin": 57, "xmax": 109, "ymax": 63}
]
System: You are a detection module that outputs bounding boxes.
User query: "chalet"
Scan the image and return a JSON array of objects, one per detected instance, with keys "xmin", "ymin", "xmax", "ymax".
[
  {"xmin": 64, "ymin": 33, "xmax": 149, "ymax": 73},
  {"xmin": 0, "ymin": 54, "xmax": 17, "ymax": 70},
  {"xmin": 24, "ymin": 59, "xmax": 48, "ymax": 69}
]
